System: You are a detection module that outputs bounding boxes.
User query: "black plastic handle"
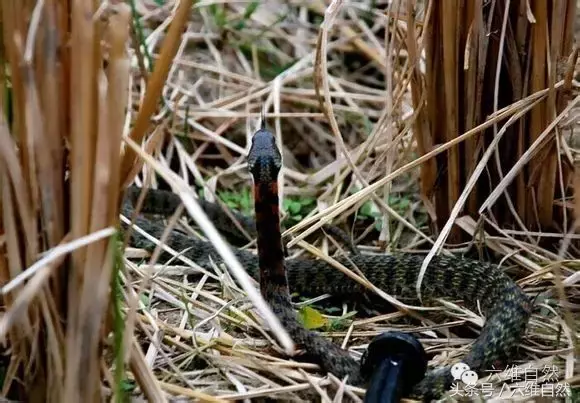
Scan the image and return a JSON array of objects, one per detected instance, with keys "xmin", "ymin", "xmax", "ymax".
[{"xmin": 361, "ymin": 331, "xmax": 428, "ymax": 403}]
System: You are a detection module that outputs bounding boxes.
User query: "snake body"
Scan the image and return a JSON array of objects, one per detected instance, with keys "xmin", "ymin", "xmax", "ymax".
[{"xmin": 123, "ymin": 133, "xmax": 533, "ymax": 401}]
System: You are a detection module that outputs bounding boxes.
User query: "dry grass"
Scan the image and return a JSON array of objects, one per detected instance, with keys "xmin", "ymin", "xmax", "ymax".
[{"xmin": 0, "ymin": 0, "xmax": 578, "ymax": 402}]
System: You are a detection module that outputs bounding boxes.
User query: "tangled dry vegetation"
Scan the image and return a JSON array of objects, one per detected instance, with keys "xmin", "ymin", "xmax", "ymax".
[{"xmin": 0, "ymin": 0, "xmax": 578, "ymax": 402}]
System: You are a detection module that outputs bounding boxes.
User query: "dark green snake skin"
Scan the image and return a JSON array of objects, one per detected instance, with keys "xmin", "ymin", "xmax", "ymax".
[{"xmin": 122, "ymin": 187, "xmax": 532, "ymax": 401}]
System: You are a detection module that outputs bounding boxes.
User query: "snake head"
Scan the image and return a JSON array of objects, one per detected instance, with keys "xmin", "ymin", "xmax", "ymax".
[{"xmin": 248, "ymin": 128, "xmax": 282, "ymax": 182}]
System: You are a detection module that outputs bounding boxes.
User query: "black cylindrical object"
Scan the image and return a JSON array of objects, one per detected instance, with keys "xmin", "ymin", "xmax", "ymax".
[{"xmin": 361, "ymin": 331, "xmax": 428, "ymax": 403}]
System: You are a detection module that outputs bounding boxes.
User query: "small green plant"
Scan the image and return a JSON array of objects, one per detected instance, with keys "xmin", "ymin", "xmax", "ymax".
[
  {"xmin": 296, "ymin": 302, "xmax": 356, "ymax": 332},
  {"xmin": 139, "ymin": 293, "xmax": 150, "ymax": 308},
  {"xmin": 357, "ymin": 199, "xmax": 382, "ymax": 231},
  {"xmin": 326, "ymin": 311, "xmax": 357, "ymax": 332},
  {"xmin": 357, "ymin": 195, "xmax": 415, "ymax": 231},
  {"xmin": 203, "ymin": 1, "xmax": 292, "ymax": 81},
  {"xmin": 119, "ymin": 379, "xmax": 136, "ymax": 394},
  {"xmin": 128, "ymin": 0, "xmax": 154, "ymax": 73},
  {"xmin": 208, "ymin": 1, "xmax": 260, "ymax": 31},
  {"xmin": 282, "ymin": 196, "xmax": 316, "ymax": 226},
  {"xmin": 208, "ymin": 3, "xmax": 228, "ymax": 28},
  {"xmin": 232, "ymin": 1, "xmax": 259, "ymax": 30},
  {"xmin": 217, "ymin": 188, "xmax": 316, "ymax": 226},
  {"xmin": 218, "ymin": 188, "xmax": 253, "ymax": 216}
]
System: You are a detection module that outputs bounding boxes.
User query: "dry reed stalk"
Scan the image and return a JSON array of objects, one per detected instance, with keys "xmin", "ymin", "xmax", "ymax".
[
  {"xmin": 120, "ymin": 0, "xmax": 194, "ymax": 187},
  {"xmin": 415, "ymin": 0, "xmax": 578, "ymax": 236},
  {"xmin": 0, "ymin": 1, "xmax": 166, "ymax": 402}
]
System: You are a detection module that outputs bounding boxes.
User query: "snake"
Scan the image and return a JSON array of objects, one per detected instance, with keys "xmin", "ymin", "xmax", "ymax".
[{"xmin": 121, "ymin": 127, "xmax": 533, "ymax": 401}]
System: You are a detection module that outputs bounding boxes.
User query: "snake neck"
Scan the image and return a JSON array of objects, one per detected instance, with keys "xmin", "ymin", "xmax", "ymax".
[
  {"xmin": 252, "ymin": 180, "xmax": 364, "ymax": 385},
  {"xmin": 253, "ymin": 181, "xmax": 288, "ymax": 296}
]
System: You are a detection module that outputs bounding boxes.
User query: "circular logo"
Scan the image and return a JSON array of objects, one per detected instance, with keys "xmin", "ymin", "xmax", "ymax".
[
  {"xmin": 461, "ymin": 370, "xmax": 479, "ymax": 385},
  {"xmin": 451, "ymin": 362, "xmax": 470, "ymax": 380}
]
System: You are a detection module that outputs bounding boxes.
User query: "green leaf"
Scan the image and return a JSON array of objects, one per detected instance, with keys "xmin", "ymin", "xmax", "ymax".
[
  {"xmin": 398, "ymin": 198, "xmax": 410, "ymax": 209},
  {"xmin": 210, "ymin": 4, "xmax": 227, "ymax": 27},
  {"xmin": 299, "ymin": 197, "xmax": 315, "ymax": 206},
  {"xmin": 233, "ymin": 21, "xmax": 246, "ymax": 30},
  {"xmin": 359, "ymin": 200, "xmax": 374, "ymax": 218},
  {"xmin": 326, "ymin": 311, "xmax": 357, "ymax": 331},
  {"xmin": 225, "ymin": 200, "xmax": 238, "ymax": 210},
  {"xmin": 283, "ymin": 199, "xmax": 301, "ymax": 215},
  {"xmin": 297, "ymin": 306, "xmax": 328, "ymax": 330},
  {"xmin": 120, "ymin": 379, "xmax": 136, "ymax": 393},
  {"xmin": 390, "ymin": 196, "xmax": 410, "ymax": 213},
  {"xmin": 328, "ymin": 318, "xmax": 349, "ymax": 331},
  {"xmin": 139, "ymin": 294, "xmax": 150, "ymax": 307},
  {"xmin": 238, "ymin": 189, "xmax": 249, "ymax": 211},
  {"xmin": 288, "ymin": 201, "xmax": 302, "ymax": 215},
  {"xmin": 243, "ymin": 1, "xmax": 259, "ymax": 19}
]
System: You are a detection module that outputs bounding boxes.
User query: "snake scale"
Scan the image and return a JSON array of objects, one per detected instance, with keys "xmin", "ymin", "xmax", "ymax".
[{"xmin": 122, "ymin": 132, "xmax": 532, "ymax": 401}]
